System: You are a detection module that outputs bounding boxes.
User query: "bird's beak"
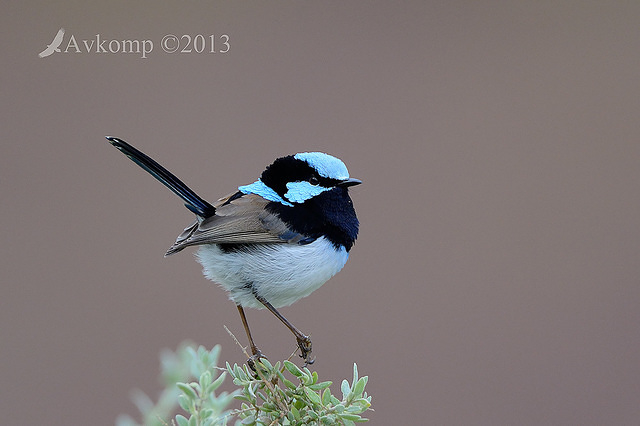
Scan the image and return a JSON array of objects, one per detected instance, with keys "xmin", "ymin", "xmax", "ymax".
[{"xmin": 338, "ymin": 177, "xmax": 362, "ymax": 187}]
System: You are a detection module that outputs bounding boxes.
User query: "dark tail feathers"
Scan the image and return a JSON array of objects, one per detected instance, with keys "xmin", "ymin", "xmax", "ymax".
[{"xmin": 106, "ymin": 137, "xmax": 216, "ymax": 218}]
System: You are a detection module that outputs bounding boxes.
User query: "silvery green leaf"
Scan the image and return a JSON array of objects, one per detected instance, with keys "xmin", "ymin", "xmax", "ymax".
[
  {"xmin": 209, "ymin": 344, "xmax": 221, "ymax": 366},
  {"xmin": 309, "ymin": 380, "xmax": 332, "ymax": 391},
  {"xmin": 322, "ymin": 388, "xmax": 332, "ymax": 405},
  {"xmin": 352, "ymin": 397, "xmax": 372, "ymax": 409},
  {"xmin": 341, "ymin": 379, "xmax": 351, "ymax": 399},
  {"xmin": 200, "ymin": 370, "xmax": 212, "ymax": 388},
  {"xmin": 177, "ymin": 382, "xmax": 197, "ymax": 400},
  {"xmin": 234, "ymin": 394, "xmax": 252, "ymax": 403},
  {"xmin": 178, "ymin": 394, "xmax": 191, "ymax": 411},
  {"xmin": 284, "ymin": 361, "xmax": 304, "ymax": 377},
  {"xmin": 340, "ymin": 413, "xmax": 362, "ymax": 421},
  {"xmin": 304, "ymin": 387, "xmax": 322, "ymax": 406},
  {"xmin": 210, "ymin": 371, "xmax": 226, "ymax": 391},
  {"xmin": 320, "ymin": 414, "xmax": 337, "ymax": 424},
  {"xmin": 175, "ymin": 415, "xmax": 189, "ymax": 426},
  {"xmin": 347, "ymin": 403, "xmax": 366, "ymax": 414},
  {"xmin": 291, "ymin": 404, "xmax": 300, "ymax": 419},
  {"xmin": 260, "ymin": 358, "xmax": 273, "ymax": 370},
  {"xmin": 261, "ymin": 401, "xmax": 277, "ymax": 411},
  {"xmin": 240, "ymin": 413, "xmax": 256, "ymax": 425},
  {"xmin": 247, "ymin": 383, "xmax": 257, "ymax": 403},
  {"xmin": 353, "ymin": 377, "xmax": 367, "ymax": 398}
]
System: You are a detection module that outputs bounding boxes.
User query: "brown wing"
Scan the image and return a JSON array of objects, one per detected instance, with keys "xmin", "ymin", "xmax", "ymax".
[{"xmin": 165, "ymin": 192, "xmax": 303, "ymax": 256}]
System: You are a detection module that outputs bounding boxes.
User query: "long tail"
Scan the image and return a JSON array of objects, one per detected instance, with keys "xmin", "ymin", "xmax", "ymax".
[{"xmin": 106, "ymin": 137, "xmax": 216, "ymax": 218}]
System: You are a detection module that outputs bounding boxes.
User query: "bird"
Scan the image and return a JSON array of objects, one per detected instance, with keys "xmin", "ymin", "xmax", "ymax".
[
  {"xmin": 38, "ymin": 28, "xmax": 65, "ymax": 58},
  {"xmin": 105, "ymin": 137, "xmax": 360, "ymax": 366}
]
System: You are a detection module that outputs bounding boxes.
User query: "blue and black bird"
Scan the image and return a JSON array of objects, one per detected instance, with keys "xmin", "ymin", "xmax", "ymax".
[{"xmin": 106, "ymin": 137, "xmax": 360, "ymax": 365}]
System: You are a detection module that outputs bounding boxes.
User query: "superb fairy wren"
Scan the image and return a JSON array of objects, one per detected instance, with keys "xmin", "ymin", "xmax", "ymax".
[{"xmin": 106, "ymin": 137, "xmax": 360, "ymax": 365}]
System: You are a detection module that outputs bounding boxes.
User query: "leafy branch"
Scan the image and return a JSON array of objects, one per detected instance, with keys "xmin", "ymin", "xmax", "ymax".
[{"xmin": 116, "ymin": 342, "xmax": 372, "ymax": 426}]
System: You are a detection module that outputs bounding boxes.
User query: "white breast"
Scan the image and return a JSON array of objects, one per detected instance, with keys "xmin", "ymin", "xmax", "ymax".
[{"xmin": 196, "ymin": 237, "xmax": 349, "ymax": 309}]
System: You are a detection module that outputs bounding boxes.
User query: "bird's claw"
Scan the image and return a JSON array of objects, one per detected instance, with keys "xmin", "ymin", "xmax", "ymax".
[
  {"xmin": 297, "ymin": 335, "xmax": 315, "ymax": 366},
  {"xmin": 247, "ymin": 349, "xmax": 267, "ymax": 373}
]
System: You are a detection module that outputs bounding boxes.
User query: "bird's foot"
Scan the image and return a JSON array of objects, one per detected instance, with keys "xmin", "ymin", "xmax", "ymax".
[
  {"xmin": 297, "ymin": 335, "xmax": 315, "ymax": 367},
  {"xmin": 247, "ymin": 349, "xmax": 267, "ymax": 373}
]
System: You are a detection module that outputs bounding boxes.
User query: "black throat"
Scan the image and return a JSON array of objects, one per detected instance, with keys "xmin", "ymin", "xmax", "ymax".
[{"xmin": 267, "ymin": 186, "xmax": 359, "ymax": 251}]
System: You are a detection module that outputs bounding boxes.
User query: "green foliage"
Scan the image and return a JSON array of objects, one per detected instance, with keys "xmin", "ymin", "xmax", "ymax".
[
  {"xmin": 228, "ymin": 359, "xmax": 371, "ymax": 425},
  {"xmin": 116, "ymin": 342, "xmax": 235, "ymax": 426},
  {"xmin": 117, "ymin": 342, "xmax": 372, "ymax": 426}
]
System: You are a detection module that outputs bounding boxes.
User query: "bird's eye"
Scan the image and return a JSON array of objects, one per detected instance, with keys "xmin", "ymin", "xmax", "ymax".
[{"xmin": 309, "ymin": 176, "xmax": 319, "ymax": 186}]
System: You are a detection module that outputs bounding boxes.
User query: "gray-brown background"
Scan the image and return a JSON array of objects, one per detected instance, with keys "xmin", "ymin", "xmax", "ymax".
[{"xmin": 2, "ymin": 1, "xmax": 639, "ymax": 424}]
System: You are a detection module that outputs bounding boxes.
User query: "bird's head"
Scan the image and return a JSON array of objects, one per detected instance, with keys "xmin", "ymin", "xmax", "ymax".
[{"xmin": 239, "ymin": 152, "xmax": 361, "ymax": 206}]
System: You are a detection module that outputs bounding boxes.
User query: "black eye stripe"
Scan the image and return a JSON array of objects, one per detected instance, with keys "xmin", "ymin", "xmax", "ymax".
[
  {"xmin": 297, "ymin": 176, "xmax": 339, "ymax": 187},
  {"xmin": 320, "ymin": 177, "xmax": 342, "ymax": 187},
  {"xmin": 261, "ymin": 156, "xmax": 346, "ymax": 196}
]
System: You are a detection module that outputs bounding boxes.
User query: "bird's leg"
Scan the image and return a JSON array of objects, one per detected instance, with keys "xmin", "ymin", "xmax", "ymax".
[
  {"xmin": 252, "ymin": 293, "xmax": 315, "ymax": 366},
  {"xmin": 237, "ymin": 305, "xmax": 265, "ymax": 370}
]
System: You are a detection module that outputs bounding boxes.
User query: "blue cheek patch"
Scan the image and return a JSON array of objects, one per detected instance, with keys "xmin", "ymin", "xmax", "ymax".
[
  {"xmin": 284, "ymin": 181, "xmax": 331, "ymax": 204},
  {"xmin": 238, "ymin": 180, "xmax": 293, "ymax": 207}
]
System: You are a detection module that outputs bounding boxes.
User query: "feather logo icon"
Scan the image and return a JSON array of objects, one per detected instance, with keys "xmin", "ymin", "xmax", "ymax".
[{"xmin": 38, "ymin": 28, "xmax": 65, "ymax": 58}]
